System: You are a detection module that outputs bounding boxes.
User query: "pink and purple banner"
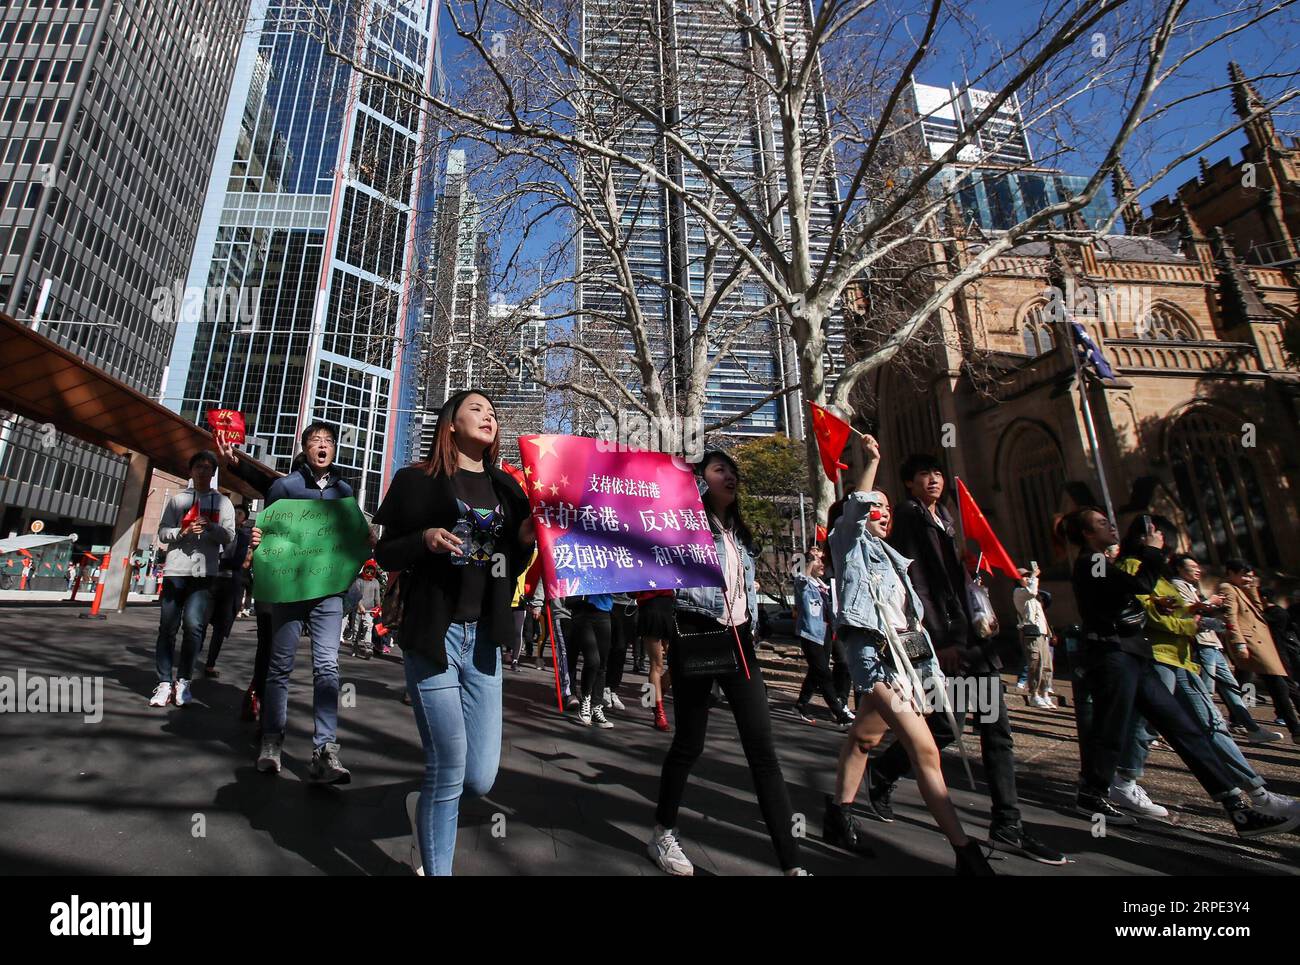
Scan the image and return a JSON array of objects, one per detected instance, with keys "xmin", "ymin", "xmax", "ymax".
[{"xmin": 518, "ymin": 434, "xmax": 724, "ymax": 599}]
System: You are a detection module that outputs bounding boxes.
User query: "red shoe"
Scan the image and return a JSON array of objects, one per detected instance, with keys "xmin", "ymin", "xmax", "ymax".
[
  {"xmin": 653, "ymin": 704, "xmax": 670, "ymax": 732},
  {"xmin": 240, "ymin": 687, "xmax": 260, "ymax": 722}
]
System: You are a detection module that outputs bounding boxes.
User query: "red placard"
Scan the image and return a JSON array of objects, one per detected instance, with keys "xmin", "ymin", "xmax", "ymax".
[{"xmin": 207, "ymin": 408, "xmax": 246, "ymax": 445}]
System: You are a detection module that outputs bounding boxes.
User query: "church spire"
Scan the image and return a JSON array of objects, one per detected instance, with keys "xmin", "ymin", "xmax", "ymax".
[{"xmin": 1229, "ymin": 61, "xmax": 1281, "ymax": 152}]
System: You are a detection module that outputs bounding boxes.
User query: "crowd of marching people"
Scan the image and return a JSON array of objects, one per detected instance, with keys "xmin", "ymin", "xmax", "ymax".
[{"xmin": 140, "ymin": 385, "xmax": 1300, "ymax": 877}]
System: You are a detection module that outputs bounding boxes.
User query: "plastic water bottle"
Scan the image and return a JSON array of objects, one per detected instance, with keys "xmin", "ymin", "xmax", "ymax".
[{"xmin": 450, "ymin": 517, "xmax": 473, "ymax": 566}]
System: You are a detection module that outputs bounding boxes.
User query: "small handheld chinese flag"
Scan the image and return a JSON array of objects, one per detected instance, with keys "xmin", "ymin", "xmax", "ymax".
[
  {"xmin": 955, "ymin": 477, "xmax": 1019, "ymax": 579},
  {"xmin": 808, "ymin": 402, "xmax": 851, "ymax": 482},
  {"xmin": 207, "ymin": 408, "xmax": 246, "ymax": 446},
  {"xmin": 501, "ymin": 460, "xmax": 525, "ymax": 487},
  {"xmin": 815, "ymin": 524, "xmax": 828, "ymax": 543}
]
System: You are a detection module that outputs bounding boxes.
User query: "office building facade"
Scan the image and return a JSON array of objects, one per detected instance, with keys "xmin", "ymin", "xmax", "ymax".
[
  {"xmin": 0, "ymin": 0, "xmax": 249, "ymax": 537},
  {"xmin": 576, "ymin": 0, "xmax": 842, "ymax": 441},
  {"xmin": 162, "ymin": 0, "xmax": 441, "ymax": 514}
]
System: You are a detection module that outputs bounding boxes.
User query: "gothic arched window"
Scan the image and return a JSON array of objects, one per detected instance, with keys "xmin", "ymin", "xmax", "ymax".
[
  {"xmin": 1167, "ymin": 410, "xmax": 1279, "ymax": 566},
  {"xmin": 1021, "ymin": 303, "xmax": 1055, "ymax": 356},
  {"xmin": 1139, "ymin": 305, "xmax": 1196, "ymax": 341}
]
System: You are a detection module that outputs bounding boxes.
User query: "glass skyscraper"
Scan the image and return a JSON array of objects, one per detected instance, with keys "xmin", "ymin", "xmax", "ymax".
[
  {"xmin": 162, "ymin": 0, "xmax": 441, "ymax": 514},
  {"xmin": 0, "ymin": 0, "xmax": 250, "ymax": 538},
  {"xmin": 912, "ymin": 79, "xmax": 1114, "ymax": 232},
  {"xmin": 577, "ymin": 0, "xmax": 842, "ymax": 440}
]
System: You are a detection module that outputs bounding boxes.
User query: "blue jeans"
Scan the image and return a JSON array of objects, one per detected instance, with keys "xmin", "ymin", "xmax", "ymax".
[
  {"xmin": 1120, "ymin": 663, "xmax": 1263, "ymax": 791},
  {"xmin": 405, "ymin": 621, "xmax": 503, "ymax": 876},
  {"xmin": 265, "ymin": 595, "xmax": 344, "ymax": 750},
  {"xmin": 155, "ymin": 577, "xmax": 213, "ymax": 683},
  {"xmin": 1197, "ymin": 645, "xmax": 1257, "ymax": 731}
]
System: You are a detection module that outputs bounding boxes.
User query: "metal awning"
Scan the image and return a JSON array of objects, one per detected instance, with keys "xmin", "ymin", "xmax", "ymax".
[
  {"xmin": 0, "ymin": 533, "xmax": 76, "ymax": 554},
  {"xmin": 0, "ymin": 311, "xmax": 278, "ymax": 499}
]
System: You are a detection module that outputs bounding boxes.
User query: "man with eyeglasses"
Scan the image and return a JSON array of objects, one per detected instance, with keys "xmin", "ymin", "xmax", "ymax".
[{"xmin": 250, "ymin": 422, "xmax": 356, "ymax": 783}]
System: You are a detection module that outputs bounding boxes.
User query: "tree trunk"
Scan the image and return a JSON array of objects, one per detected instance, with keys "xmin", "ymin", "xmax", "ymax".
[{"xmin": 797, "ymin": 310, "xmax": 836, "ymax": 527}]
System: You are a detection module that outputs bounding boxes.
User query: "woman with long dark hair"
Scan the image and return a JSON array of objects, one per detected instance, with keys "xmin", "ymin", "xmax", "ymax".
[
  {"xmin": 647, "ymin": 450, "xmax": 809, "ymax": 876},
  {"xmin": 375, "ymin": 390, "xmax": 535, "ymax": 875}
]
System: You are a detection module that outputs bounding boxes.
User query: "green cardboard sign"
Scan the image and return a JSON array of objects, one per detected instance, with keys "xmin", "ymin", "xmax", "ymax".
[{"xmin": 252, "ymin": 497, "xmax": 371, "ymax": 604}]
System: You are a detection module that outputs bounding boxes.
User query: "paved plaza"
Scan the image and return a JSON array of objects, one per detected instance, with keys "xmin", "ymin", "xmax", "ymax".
[{"xmin": 1, "ymin": 601, "xmax": 1297, "ymax": 875}]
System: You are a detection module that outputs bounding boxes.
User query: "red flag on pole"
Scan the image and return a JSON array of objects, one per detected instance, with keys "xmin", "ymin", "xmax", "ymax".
[
  {"xmin": 815, "ymin": 524, "xmax": 828, "ymax": 543},
  {"xmin": 955, "ymin": 477, "xmax": 1019, "ymax": 579},
  {"xmin": 808, "ymin": 402, "xmax": 851, "ymax": 482}
]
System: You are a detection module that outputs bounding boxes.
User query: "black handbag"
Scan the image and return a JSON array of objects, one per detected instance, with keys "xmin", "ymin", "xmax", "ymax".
[
  {"xmin": 1115, "ymin": 597, "xmax": 1149, "ymax": 634},
  {"xmin": 895, "ymin": 630, "xmax": 931, "ymax": 662},
  {"xmin": 380, "ymin": 571, "xmax": 405, "ymax": 630},
  {"xmin": 674, "ymin": 615, "xmax": 740, "ymax": 677}
]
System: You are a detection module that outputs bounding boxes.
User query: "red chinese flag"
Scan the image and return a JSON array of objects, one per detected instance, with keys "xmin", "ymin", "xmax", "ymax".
[
  {"xmin": 501, "ymin": 460, "xmax": 525, "ymax": 487},
  {"xmin": 808, "ymin": 402, "xmax": 851, "ymax": 482},
  {"xmin": 815, "ymin": 524, "xmax": 828, "ymax": 543},
  {"xmin": 955, "ymin": 477, "xmax": 1019, "ymax": 579},
  {"xmin": 207, "ymin": 408, "xmax": 246, "ymax": 445}
]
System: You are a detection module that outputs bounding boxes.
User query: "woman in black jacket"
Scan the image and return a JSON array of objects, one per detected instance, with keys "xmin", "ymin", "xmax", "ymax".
[{"xmin": 375, "ymin": 390, "xmax": 534, "ymax": 876}]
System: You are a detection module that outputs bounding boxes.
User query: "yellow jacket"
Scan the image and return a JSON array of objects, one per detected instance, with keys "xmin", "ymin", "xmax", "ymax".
[{"xmin": 1117, "ymin": 556, "xmax": 1200, "ymax": 673}]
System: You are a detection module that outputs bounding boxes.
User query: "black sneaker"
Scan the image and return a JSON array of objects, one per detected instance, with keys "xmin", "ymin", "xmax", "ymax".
[
  {"xmin": 1075, "ymin": 789, "xmax": 1137, "ymax": 826},
  {"xmin": 1225, "ymin": 796, "xmax": 1300, "ymax": 838},
  {"xmin": 794, "ymin": 703, "xmax": 816, "ymax": 724},
  {"xmin": 954, "ymin": 840, "xmax": 995, "ymax": 876},
  {"xmin": 864, "ymin": 771, "xmax": 895, "ymax": 823},
  {"xmin": 822, "ymin": 795, "xmax": 876, "ymax": 856},
  {"xmin": 988, "ymin": 825, "xmax": 1068, "ymax": 865},
  {"xmin": 308, "ymin": 742, "xmax": 352, "ymax": 785}
]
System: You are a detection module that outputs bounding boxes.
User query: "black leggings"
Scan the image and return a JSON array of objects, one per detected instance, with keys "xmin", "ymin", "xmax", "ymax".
[
  {"xmin": 570, "ymin": 603, "xmax": 612, "ymax": 700},
  {"xmin": 796, "ymin": 638, "xmax": 842, "ymax": 712},
  {"xmin": 251, "ymin": 608, "xmax": 272, "ymax": 697},
  {"xmin": 607, "ymin": 603, "xmax": 636, "ymax": 691},
  {"xmin": 655, "ymin": 618, "xmax": 799, "ymax": 871},
  {"xmin": 1260, "ymin": 674, "xmax": 1300, "ymax": 734},
  {"xmin": 205, "ymin": 575, "xmax": 241, "ymax": 669}
]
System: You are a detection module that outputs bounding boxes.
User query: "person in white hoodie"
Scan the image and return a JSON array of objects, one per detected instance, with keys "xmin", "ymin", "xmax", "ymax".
[{"xmin": 150, "ymin": 450, "xmax": 234, "ymax": 708}]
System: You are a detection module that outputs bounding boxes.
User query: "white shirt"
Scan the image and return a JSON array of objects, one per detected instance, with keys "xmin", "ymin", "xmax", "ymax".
[{"xmin": 718, "ymin": 527, "xmax": 749, "ymax": 628}]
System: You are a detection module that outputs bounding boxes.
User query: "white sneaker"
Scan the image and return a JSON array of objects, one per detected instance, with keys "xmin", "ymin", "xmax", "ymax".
[
  {"xmin": 1109, "ymin": 780, "xmax": 1169, "ymax": 818},
  {"xmin": 1033, "ymin": 696, "xmax": 1057, "ymax": 709},
  {"xmin": 609, "ymin": 690, "xmax": 625, "ymax": 711},
  {"xmin": 173, "ymin": 679, "xmax": 192, "ymax": 707},
  {"xmin": 148, "ymin": 682, "xmax": 172, "ymax": 707},
  {"xmin": 647, "ymin": 825, "xmax": 694, "ymax": 876},
  {"xmin": 1246, "ymin": 728, "xmax": 1284, "ymax": 745},
  {"xmin": 1250, "ymin": 788, "xmax": 1300, "ymax": 821},
  {"xmin": 602, "ymin": 687, "xmax": 613, "ymax": 708},
  {"xmin": 406, "ymin": 791, "xmax": 425, "ymax": 876},
  {"xmin": 591, "ymin": 702, "xmax": 615, "ymax": 729}
]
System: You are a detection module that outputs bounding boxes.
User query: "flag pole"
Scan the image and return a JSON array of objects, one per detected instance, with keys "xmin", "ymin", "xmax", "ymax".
[{"xmin": 1066, "ymin": 317, "xmax": 1118, "ymax": 529}]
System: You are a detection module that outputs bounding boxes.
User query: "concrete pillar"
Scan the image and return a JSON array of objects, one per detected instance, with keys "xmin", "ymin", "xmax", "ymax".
[{"xmin": 102, "ymin": 451, "xmax": 152, "ymax": 614}]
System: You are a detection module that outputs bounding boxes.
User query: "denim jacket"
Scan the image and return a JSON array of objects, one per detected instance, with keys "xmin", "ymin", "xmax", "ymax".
[
  {"xmin": 793, "ymin": 574, "xmax": 829, "ymax": 645},
  {"xmin": 675, "ymin": 527, "xmax": 759, "ymax": 635},
  {"xmin": 828, "ymin": 491, "xmax": 932, "ymax": 646}
]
